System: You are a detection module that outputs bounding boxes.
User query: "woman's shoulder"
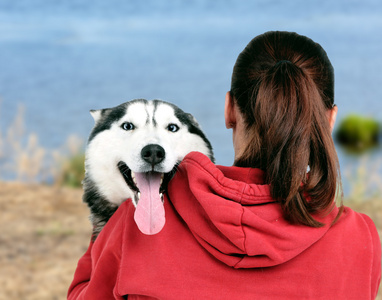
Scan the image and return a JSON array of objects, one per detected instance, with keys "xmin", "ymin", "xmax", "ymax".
[
  {"xmin": 340, "ymin": 206, "xmax": 379, "ymax": 233},
  {"xmin": 341, "ymin": 206, "xmax": 382, "ymax": 298},
  {"xmin": 336, "ymin": 206, "xmax": 379, "ymax": 240},
  {"xmin": 334, "ymin": 206, "xmax": 381, "ymax": 263},
  {"xmin": 319, "ymin": 206, "xmax": 381, "ymax": 294},
  {"xmin": 350, "ymin": 208, "xmax": 381, "ymax": 258}
]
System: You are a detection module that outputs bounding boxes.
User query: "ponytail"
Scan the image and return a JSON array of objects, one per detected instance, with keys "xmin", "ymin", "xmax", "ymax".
[{"xmin": 232, "ymin": 31, "xmax": 342, "ymax": 227}]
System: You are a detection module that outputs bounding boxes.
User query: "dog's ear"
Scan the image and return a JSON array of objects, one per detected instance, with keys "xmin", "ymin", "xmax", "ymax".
[
  {"xmin": 90, "ymin": 109, "xmax": 112, "ymax": 123},
  {"xmin": 186, "ymin": 113, "xmax": 202, "ymax": 129},
  {"xmin": 90, "ymin": 109, "xmax": 102, "ymax": 123}
]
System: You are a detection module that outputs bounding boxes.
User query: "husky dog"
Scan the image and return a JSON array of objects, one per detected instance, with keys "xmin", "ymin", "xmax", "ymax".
[{"xmin": 83, "ymin": 99, "xmax": 214, "ymax": 239}]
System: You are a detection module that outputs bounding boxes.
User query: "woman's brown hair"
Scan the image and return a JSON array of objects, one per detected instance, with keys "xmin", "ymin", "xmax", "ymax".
[{"xmin": 231, "ymin": 31, "xmax": 342, "ymax": 227}]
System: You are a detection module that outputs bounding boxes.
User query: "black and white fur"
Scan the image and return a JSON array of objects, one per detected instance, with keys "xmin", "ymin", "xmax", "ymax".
[{"xmin": 83, "ymin": 99, "xmax": 214, "ymax": 239}]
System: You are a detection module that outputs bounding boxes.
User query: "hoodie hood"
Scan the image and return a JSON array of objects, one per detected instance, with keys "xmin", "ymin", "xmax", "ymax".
[{"xmin": 168, "ymin": 152, "xmax": 339, "ymax": 269}]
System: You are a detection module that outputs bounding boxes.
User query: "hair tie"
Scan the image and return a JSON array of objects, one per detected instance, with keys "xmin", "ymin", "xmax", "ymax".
[{"xmin": 275, "ymin": 60, "xmax": 292, "ymax": 65}]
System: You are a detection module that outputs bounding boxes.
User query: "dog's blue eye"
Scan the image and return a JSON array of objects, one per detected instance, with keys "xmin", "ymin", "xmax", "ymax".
[
  {"xmin": 121, "ymin": 122, "xmax": 135, "ymax": 131},
  {"xmin": 167, "ymin": 124, "xmax": 179, "ymax": 132}
]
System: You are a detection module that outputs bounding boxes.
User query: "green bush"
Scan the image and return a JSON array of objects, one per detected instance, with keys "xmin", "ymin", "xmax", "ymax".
[
  {"xmin": 59, "ymin": 153, "xmax": 85, "ymax": 188},
  {"xmin": 335, "ymin": 114, "xmax": 380, "ymax": 152}
]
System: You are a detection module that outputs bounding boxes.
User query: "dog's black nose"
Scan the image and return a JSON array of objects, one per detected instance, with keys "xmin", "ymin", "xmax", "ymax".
[{"xmin": 141, "ymin": 144, "xmax": 165, "ymax": 165}]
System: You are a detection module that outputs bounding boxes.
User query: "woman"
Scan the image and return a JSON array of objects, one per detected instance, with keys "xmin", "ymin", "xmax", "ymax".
[{"xmin": 68, "ymin": 31, "xmax": 381, "ymax": 299}]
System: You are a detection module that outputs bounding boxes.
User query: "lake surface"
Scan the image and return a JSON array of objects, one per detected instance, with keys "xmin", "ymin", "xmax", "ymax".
[{"xmin": 0, "ymin": 0, "xmax": 381, "ymax": 194}]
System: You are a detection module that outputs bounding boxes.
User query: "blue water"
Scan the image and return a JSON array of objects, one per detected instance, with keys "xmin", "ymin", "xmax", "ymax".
[{"xmin": 0, "ymin": 0, "xmax": 381, "ymax": 192}]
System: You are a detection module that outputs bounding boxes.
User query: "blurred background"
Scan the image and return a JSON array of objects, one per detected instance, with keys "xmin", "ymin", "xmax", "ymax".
[{"xmin": 0, "ymin": 0, "xmax": 381, "ymax": 299}]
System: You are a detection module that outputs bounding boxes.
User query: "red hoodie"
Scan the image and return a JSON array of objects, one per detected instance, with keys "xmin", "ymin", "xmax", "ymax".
[{"xmin": 68, "ymin": 152, "xmax": 381, "ymax": 299}]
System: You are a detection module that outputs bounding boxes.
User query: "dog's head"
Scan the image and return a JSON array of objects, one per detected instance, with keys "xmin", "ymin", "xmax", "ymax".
[{"xmin": 85, "ymin": 99, "xmax": 214, "ymax": 234}]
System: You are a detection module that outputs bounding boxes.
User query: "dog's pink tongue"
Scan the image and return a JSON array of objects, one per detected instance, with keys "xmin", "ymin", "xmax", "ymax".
[{"xmin": 133, "ymin": 172, "xmax": 165, "ymax": 235}]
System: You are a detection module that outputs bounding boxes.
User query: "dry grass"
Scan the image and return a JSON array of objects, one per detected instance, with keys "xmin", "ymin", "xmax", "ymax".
[
  {"xmin": 0, "ymin": 181, "xmax": 90, "ymax": 300},
  {"xmin": 0, "ymin": 103, "xmax": 84, "ymax": 184},
  {"xmin": 343, "ymin": 154, "xmax": 382, "ymax": 202},
  {"xmin": 0, "ymin": 105, "xmax": 46, "ymax": 182},
  {"xmin": 0, "ymin": 181, "xmax": 380, "ymax": 300}
]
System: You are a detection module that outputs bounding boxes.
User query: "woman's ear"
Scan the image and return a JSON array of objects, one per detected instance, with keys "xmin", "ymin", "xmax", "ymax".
[
  {"xmin": 328, "ymin": 105, "xmax": 338, "ymax": 133},
  {"xmin": 225, "ymin": 91, "xmax": 236, "ymax": 129}
]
